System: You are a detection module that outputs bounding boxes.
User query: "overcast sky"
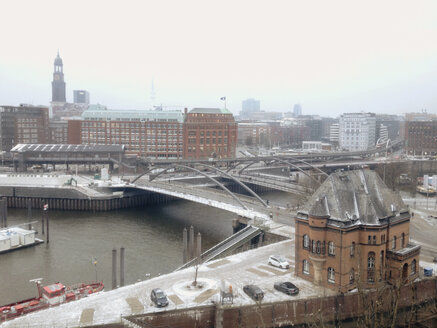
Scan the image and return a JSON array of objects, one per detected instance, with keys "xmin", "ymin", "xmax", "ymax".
[{"xmin": 0, "ymin": 0, "xmax": 436, "ymax": 117}]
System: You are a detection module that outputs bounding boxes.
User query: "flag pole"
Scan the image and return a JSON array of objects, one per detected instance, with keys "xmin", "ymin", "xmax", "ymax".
[{"xmin": 221, "ymin": 97, "xmax": 227, "ymax": 110}]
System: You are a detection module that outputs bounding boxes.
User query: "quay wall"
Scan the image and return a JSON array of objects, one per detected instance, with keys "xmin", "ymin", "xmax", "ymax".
[
  {"xmin": 124, "ymin": 277, "xmax": 437, "ymax": 328},
  {"xmin": 0, "ymin": 186, "xmax": 177, "ymax": 211}
]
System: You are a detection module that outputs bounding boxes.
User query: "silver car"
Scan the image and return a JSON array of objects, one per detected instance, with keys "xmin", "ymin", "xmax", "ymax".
[{"xmin": 268, "ymin": 255, "xmax": 290, "ymax": 269}]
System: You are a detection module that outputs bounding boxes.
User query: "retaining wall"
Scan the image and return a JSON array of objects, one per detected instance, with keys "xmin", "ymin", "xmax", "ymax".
[
  {"xmin": 0, "ymin": 187, "xmax": 177, "ymax": 211},
  {"xmin": 124, "ymin": 277, "xmax": 437, "ymax": 328}
]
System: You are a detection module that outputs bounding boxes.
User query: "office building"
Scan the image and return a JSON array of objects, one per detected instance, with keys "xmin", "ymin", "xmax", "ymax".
[
  {"xmin": 73, "ymin": 90, "xmax": 90, "ymax": 105},
  {"xmin": 0, "ymin": 105, "xmax": 49, "ymax": 151},
  {"xmin": 68, "ymin": 105, "xmax": 184, "ymax": 158},
  {"xmin": 242, "ymin": 98, "xmax": 260, "ymax": 113},
  {"xmin": 404, "ymin": 120, "xmax": 437, "ymax": 156},
  {"xmin": 339, "ymin": 112, "xmax": 376, "ymax": 151},
  {"xmin": 293, "ymin": 104, "xmax": 302, "ymax": 117},
  {"xmin": 238, "ymin": 122, "xmax": 271, "ymax": 146},
  {"xmin": 183, "ymin": 108, "xmax": 237, "ymax": 159}
]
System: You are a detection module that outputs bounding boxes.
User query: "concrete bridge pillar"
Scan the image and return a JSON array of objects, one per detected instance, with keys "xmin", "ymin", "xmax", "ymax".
[
  {"xmin": 182, "ymin": 228, "xmax": 188, "ymax": 264},
  {"xmin": 189, "ymin": 226, "xmax": 195, "ymax": 261}
]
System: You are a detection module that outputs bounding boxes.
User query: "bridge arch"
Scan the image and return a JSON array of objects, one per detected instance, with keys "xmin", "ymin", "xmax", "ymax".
[
  {"xmin": 232, "ymin": 158, "xmax": 321, "ymax": 186},
  {"xmin": 271, "ymin": 158, "xmax": 322, "ymax": 186},
  {"xmin": 193, "ymin": 163, "xmax": 268, "ymax": 207},
  {"xmin": 227, "ymin": 156, "xmax": 327, "ymax": 179},
  {"xmin": 134, "ymin": 164, "xmax": 250, "ymax": 210}
]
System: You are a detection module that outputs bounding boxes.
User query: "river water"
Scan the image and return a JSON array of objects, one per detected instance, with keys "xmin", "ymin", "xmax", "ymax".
[{"xmin": 0, "ymin": 190, "xmax": 294, "ymax": 305}]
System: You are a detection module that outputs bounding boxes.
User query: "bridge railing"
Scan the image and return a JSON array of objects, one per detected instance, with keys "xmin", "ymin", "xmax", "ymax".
[{"xmin": 176, "ymin": 225, "xmax": 261, "ymax": 271}]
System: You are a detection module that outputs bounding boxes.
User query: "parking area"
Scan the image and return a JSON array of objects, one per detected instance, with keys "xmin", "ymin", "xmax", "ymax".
[{"xmin": 3, "ymin": 237, "xmax": 337, "ymax": 327}]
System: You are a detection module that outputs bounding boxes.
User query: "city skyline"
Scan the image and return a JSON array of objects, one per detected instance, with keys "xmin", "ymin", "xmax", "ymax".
[{"xmin": 0, "ymin": 0, "xmax": 436, "ymax": 117}]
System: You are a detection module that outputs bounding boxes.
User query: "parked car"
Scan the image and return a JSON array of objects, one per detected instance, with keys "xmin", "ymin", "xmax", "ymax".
[
  {"xmin": 150, "ymin": 288, "xmax": 169, "ymax": 307},
  {"xmin": 268, "ymin": 255, "xmax": 290, "ymax": 269},
  {"xmin": 274, "ymin": 281, "xmax": 299, "ymax": 295},
  {"xmin": 243, "ymin": 284, "xmax": 264, "ymax": 302}
]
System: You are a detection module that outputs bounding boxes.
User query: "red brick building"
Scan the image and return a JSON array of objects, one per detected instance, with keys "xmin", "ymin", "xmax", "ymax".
[
  {"xmin": 67, "ymin": 105, "xmax": 184, "ymax": 158},
  {"xmin": 295, "ymin": 170, "xmax": 420, "ymax": 293},
  {"xmin": 404, "ymin": 120, "xmax": 437, "ymax": 156},
  {"xmin": 237, "ymin": 122, "xmax": 271, "ymax": 146},
  {"xmin": 67, "ymin": 106, "xmax": 237, "ymax": 160},
  {"xmin": 183, "ymin": 108, "xmax": 237, "ymax": 159}
]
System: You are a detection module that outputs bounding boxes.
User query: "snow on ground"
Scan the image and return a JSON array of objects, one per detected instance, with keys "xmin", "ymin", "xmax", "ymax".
[
  {"xmin": 2, "ymin": 239, "xmax": 336, "ymax": 328},
  {"xmin": 4, "ymin": 188, "xmax": 436, "ymax": 327}
]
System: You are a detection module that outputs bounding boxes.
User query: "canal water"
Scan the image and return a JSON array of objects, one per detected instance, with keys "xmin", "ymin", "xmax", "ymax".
[{"xmin": 0, "ymin": 191, "xmax": 295, "ymax": 305}]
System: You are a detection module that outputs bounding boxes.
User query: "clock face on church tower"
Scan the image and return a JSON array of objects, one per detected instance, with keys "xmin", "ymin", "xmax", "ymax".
[{"xmin": 54, "ymin": 74, "xmax": 60, "ymax": 81}]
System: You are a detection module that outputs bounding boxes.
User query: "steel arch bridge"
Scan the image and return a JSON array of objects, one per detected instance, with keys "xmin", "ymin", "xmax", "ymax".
[{"xmin": 132, "ymin": 163, "xmax": 269, "ymax": 210}]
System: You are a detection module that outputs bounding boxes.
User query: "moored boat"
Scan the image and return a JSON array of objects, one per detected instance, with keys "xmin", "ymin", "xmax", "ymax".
[
  {"xmin": 0, "ymin": 279, "xmax": 104, "ymax": 322},
  {"xmin": 416, "ymin": 185, "xmax": 437, "ymax": 196}
]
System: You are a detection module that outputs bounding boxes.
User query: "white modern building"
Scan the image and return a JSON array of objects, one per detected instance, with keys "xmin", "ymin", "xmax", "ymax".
[
  {"xmin": 241, "ymin": 98, "xmax": 260, "ymax": 113},
  {"xmin": 329, "ymin": 123, "xmax": 339, "ymax": 144},
  {"xmin": 339, "ymin": 112, "xmax": 376, "ymax": 151}
]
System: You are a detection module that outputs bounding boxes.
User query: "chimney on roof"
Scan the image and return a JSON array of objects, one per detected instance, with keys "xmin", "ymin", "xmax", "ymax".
[{"xmin": 184, "ymin": 108, "xmax": 188, "ymax": 115}]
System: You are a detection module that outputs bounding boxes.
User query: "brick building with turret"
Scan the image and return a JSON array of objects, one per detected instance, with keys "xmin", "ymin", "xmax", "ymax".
[{"xmin": 295, "ymin": 169, "xmax": 420, "ymax": 293}]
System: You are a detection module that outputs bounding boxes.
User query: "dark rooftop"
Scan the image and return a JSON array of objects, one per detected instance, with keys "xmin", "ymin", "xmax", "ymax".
[
  {"xmin": 10, "ymin": 144, "xmax": 125, "ymax": 153},
  {"xmin": 298, "ymin": 169, "xmax": 408, "ymax": 226}
]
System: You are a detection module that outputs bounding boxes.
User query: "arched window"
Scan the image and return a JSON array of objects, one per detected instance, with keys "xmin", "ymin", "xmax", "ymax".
[
  {"xmin": 303, "ymin": 235, "xmax": 309, "ymax": 249},
  {"xmin": 380, "ymin": 250, "xmax": 384, "ymax": 278},
  {"xmin": 328, "ymin": 241, "xmax": 335, "ymax": 255},
  {"xmin": 328, "ymin": 267, "xmax": 335, "ymax": 283},
  {"xmin": 368, "ymin": 252, "xmax": 376, "ymax": 283},
  {"xmin": 373, "ymin": 235, "xmax": 376, "ymax": 244},
  {"xmin": 392, "ymin": 236, "xmax": 397, "ymax": 250},
  {"xmin": 401, "ymin": 233, "xmax": 405, "ymax": 248},
  {"xmin": 350, "ymin": 242, "xmax": 355, "ymax": 257},
  {"xmin": 316, "ymin": 241, "xmax": 321, "ymax": 254},
  {"xmin": 322, "ymin": 241, "xmax": 326, "ymax": 255},
  {"xmin": 349, "ymin": 268, "xmax": 355, "ymax": 284},
  {"xmin": 411, "ymin": 259, "xmax": 416, "ymax": 275},
  {"xmin": 303, "ymin": 260, "xmax": 309, "ymax": 274}
]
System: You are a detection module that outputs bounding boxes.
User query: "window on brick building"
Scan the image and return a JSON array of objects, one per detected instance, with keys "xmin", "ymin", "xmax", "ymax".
[
  {"xmin": 392, "ymin": 236, "xmax": 397, "ymax": 250},
  {"xmin": 328, "ymin": 241, "xmax": 335, "ymax": 255},
  {"xmin": 373, "ymin": 235, "xmax": 376, "ymax": 244},
  {"xmin": 316, "ymin": 241, "xmax": 321, "ymax": 254},
  {"xmin": 350, "ymin": 242, "xmax": 355, "ymax": 257},
  {"xmin": 303, "ymin": 260, "xmax": 309, "ymax": 274},
  {"xmin": 368, "ymin": 235, "xmax": 371, "ymax": 244},
  {"xmin": 303, "ymin": 235, "xmax": 309, "ymax": 249},
  {"xmin": 312, "ymin": 240, "xmax": 315, "ymax": 253},
  {"xmin": 350, "ymin": 268, "xmax": 355, "ymax": 284},
  {"xmin": 328, "ymin": 267, "xmax": 335, "ymax": 283},
  {"xmin": 380, "ymin": 250, "xmax": 384, "ymax": 279},
  {"xmin": 401, "ymin": 233, "xmax": 405, "ymax": 248},
  {"xmin": 411, "ymin": 259, "xmax": 416, "ymax": 275},
  {"xmin": 368, "ymin": 252, "xmax": 375, "ymax": 283}
]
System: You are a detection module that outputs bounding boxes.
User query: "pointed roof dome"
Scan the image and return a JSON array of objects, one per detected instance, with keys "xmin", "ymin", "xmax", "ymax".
[
  {"xmin": 298, "ymin": 169, "xmax": 408, "ymax": 227},
  {"xmin": 54, "ymin": 51, "xmax": 63, "ymax": 66}
]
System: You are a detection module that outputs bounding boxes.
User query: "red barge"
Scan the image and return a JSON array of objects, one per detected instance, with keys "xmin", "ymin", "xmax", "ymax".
[{"xmin": 0, "ymin": 280, "xmax": 104, "ymax": 322}]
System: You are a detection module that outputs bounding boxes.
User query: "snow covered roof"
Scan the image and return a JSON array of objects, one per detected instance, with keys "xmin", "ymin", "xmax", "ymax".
[
  {"xmin": 10, "ymin": 144, "xmax": 125, "ymax": 153},
  {"xmin": 189, "ymin": 108, "xmax": 232, "ymax": 115},
  {"xmin": 297, "ymin": 169, "xmax": 408, "ymax": 227}
]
